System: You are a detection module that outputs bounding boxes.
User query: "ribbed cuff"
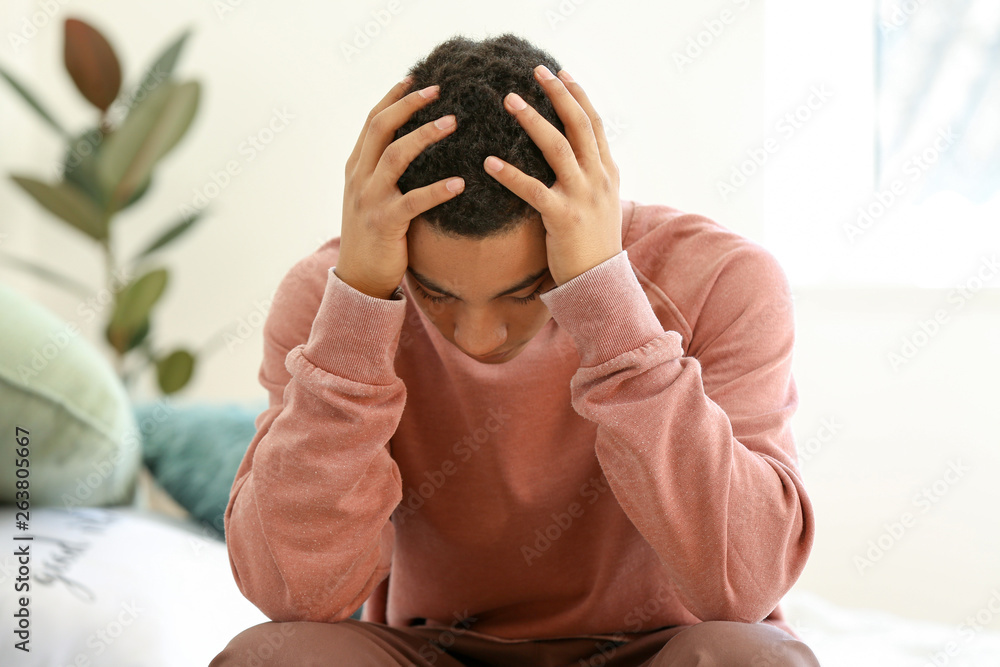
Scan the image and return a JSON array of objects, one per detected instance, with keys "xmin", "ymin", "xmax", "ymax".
[
  {"xmin": 299, "ymin": 267, "xmax": 406, "ymax": 385},
  {"xmin": 540, "ymin": 250, "xmax": 666, "ymax": 367}
]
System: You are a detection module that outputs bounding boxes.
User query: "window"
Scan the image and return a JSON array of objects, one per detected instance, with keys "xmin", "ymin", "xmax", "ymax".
[{"xmin": 763, "ymin": 0, "xmax": 1000, "ymax": 287}]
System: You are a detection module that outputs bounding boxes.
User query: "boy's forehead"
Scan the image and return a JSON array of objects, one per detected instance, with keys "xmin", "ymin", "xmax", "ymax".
[
  {"xmin": 407, "ymin": 214, "xmax": 544, "ymax": 254},
  {"xmin": 406, "ymin": 216, "xmax": 548, "ymax": 296}
]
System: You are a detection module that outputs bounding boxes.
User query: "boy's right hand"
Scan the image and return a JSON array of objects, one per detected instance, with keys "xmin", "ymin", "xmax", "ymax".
[{"xmin": 334, "ymin": 77, "xmax": 464, "ymax": 300}]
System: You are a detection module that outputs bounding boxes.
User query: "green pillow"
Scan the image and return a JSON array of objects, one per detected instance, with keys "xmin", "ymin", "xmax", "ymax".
[
  {"xmin": 132, "ymin": 400, "xmax": 264, "ymax": 539},
  {"xmin": 0, "ymin": 281, "xmax": 140, "ymax": 507}
]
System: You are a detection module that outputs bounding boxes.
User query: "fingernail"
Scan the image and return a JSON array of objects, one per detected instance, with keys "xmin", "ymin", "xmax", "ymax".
[
  {"xmin": 434, "ymin": 114, "xmax": 455, "ymax": 129},
  {"xmin": 535, "ymin": 65, "xmax": 555, "ymax": 80},
  {"xmin": 558, "ymin": 70, "xmax": 574, "ymax": 83},
  {"xmin": 419, "ymin": 84, "xmax": 440, "ymax": 99},
  {"xmin": 485, "ymin": 156, "xmax": 504, "ymax": 172},
  {"xmin": 447, "ymin": 177, "xmax": 465, "ymax": 193},
  {"xmin": 401, "ymin": 75, "xmax": 414, "ymax": 86},
  {"xmin": 506, "ymin": 93, "xmax": 527, "ymax": 111}
]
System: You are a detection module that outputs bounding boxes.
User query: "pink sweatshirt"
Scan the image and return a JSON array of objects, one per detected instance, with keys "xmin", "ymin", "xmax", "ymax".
[{"xmin": 223, "ymin": 198, "xmax": 815, "ymax": 644}]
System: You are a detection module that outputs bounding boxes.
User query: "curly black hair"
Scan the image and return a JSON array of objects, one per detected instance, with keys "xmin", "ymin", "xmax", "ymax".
[{"xmin": 394, "ymin": 33, "xmax": 565, "ymax": 239}]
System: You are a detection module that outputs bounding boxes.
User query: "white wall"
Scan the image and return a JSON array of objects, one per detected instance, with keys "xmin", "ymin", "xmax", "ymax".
[
  {"xmin": 791, "ymin": 286, "xmax": 1000, "ymax": 626},
  {"xmin": 2, "ymin": 0, "xmax": 998, "ymax": 629}
]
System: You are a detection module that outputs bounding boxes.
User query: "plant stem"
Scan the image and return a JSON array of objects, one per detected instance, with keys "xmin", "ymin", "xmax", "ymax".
[
  {"xmin": 122, "ymin": 338, "xmax": 157, "ymax": 395},
  {"xmin": 100, "ymin": 237, "xmax": 125, "ymax": 382}
]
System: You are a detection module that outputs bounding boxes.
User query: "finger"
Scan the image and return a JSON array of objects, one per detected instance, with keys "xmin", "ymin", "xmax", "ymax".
[
  {"xmin": 390, "ymin": 175, "xmax": 465, "ymax": 224},
  {"xmin": 374, "ymin": 113, "xmax": 457, "ymax": 192},
  {"xmin": 482, "ymin": 155, "xmax": 557, "ymax": 215},
  {"xmin": 555, "ymin": 69, "xmax": 614, "ymax": 174},
  {"xmin": 503, "ymin": 90, "xmax": 585, "ymax": 189},
  {"xmin": 533, "ymin": 64, "xmax": 601, "ymax": 171},
  {"xmin": 355, "ymin": 83, "xmax": 441, "ymax": 178},
  {"xmin": 347, "ymin": 77, "xmax": 413, "ymax": 173}
]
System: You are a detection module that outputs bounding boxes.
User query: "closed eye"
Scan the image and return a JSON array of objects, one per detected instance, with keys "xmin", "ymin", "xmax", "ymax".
[{"xmin": 413, "ymin": 283, "xmax": 545, "ymax": 306}]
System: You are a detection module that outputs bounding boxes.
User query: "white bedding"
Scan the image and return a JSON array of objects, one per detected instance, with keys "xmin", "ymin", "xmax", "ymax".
[
  {"xmin": 781, "ymin": 589, "xmax": 1000, "ymax": 666},
  {"xmin": 1, "ymin": 507, "xmax": 997, "ymax": 666}
]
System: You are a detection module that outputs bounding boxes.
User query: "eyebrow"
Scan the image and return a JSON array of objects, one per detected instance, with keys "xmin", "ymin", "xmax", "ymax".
[{"xmin": 406, "ymin": 266, "xmax": 549, "ymax": 301}]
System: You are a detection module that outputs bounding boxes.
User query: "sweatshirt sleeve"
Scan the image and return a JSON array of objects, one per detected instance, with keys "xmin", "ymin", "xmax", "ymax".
[
  {"xmin": 223, "ymin": 260, "xmax": 408, "ymax": 622},
  {"xmin": 538, "ymin": 248, "xmax": 815, "ymax": 624}
]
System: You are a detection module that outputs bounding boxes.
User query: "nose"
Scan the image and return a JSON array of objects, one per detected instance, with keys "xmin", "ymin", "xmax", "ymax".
[{"xmin": 453, "ymin": 310, "xmax": 507, "ymax": 357}]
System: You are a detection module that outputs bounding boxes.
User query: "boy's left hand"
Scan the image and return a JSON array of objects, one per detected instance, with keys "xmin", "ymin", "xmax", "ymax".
[{"xmin": 483, "ymin": 65, "xmax": 622, "ymax": 287}]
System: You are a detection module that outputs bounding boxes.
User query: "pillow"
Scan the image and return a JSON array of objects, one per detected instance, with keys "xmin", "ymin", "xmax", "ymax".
[
  {"xmin": 132, "ymin": 400, "xmax": 266, "ymax": 539},
  {"xmin": 0, "ymin": 282, "xmax": 141, "ymax": 507},
  {"xmin": 0, "ymin": 506, "xmax": 270, "ymax": 664}
]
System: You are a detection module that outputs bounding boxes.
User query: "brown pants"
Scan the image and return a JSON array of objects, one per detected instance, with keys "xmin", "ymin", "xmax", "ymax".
[{"xmin": 209, "ymin": 618, "xmax": 821, "ymax": 666}]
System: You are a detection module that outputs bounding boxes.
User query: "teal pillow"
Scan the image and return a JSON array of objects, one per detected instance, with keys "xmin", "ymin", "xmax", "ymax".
[
  {"xmin": 0, "ymin": 282, "xmax": 141, "ymax": 507},
  {"xmin": 133, "ymin": 400, "xmax": 264, "ymax": 539}
]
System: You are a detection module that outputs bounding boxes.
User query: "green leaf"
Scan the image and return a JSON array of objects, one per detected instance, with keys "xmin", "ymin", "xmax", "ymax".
[
  {"xmin": 124, "ymin": 28, "xmax": 191, "ymax": 109},
  {"xmin": 105, "ymin": 315, "xmax": 150, "ymax": 355},
  {"xmin": 62, "ymin": 128, "xmax": 152, "ymax": 210},
  {"xmin": 110, "ymin": 268, "xmax": 168, "ymax": 332},
  {"xmin": 125, "ymin": 316, "xmax": 151, "ymax": 352},
  {"xmin": 0, "ymin": 65, "xmax": 70, "ymax": 138},
  {"xmin": 105, "ymin": 319, "xmax": 127, "ymax": 355},
  {"xmin": 63, "ymin": 18, "xmax": 122, "ymax": 112},
  {"xmin": 156, "ymin": 349, "xmax": 195, "ymax": 394},
  {"xmin": 120, "ymin": 175, "xmax": 153, "ymax": 209},
  {"xmin": 97, "ymin": 79, "xmax": 200, "ymax": 211},
  {"xmin": 133, "ymin": 209, "xmax": 205, "ymax": 260},
  {"xmin": 10, "ymin": 175, "xmax": 107, "ymax": 240},
  {"xmin": 62, "ymin": 128, "xmax": 107, "ymax": 205}
]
